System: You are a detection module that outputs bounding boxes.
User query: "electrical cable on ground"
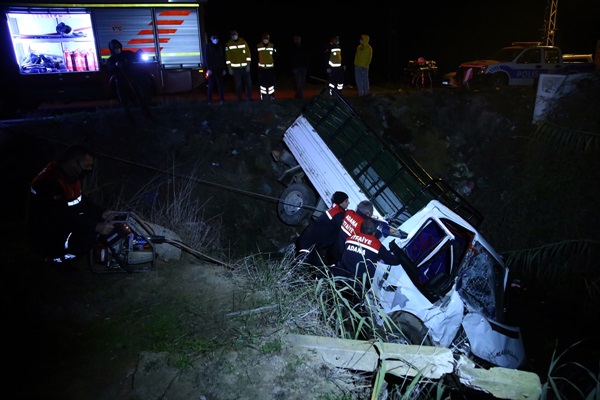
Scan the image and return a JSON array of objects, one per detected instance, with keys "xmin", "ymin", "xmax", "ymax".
[{"xmin": 128, "ymin": 212, "xmax": 231, "ymax": 268}]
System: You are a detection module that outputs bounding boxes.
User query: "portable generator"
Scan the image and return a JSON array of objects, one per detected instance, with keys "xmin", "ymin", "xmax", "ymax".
[{"xmin": 91, "ymin": 212, "xmax": 155, "ymax": 273}]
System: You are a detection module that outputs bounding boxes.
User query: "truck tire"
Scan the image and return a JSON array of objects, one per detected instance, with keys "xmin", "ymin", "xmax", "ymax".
[{"xmin": 277, "ymin": 183, "xmax": 316, "ymax": 226}]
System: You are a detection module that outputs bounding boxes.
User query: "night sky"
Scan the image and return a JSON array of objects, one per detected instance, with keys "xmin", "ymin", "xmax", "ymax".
[{"xmin": 202, "ymin": 0, "xmax": 600, "ymax": 83}]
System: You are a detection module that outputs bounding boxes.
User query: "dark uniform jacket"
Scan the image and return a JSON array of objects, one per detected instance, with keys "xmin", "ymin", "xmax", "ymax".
[
  {"xmin": 335, "ymin": 231, "xmax": 401, "ymax": 290},
  {"xmin": 205, "ymin": 41, "xmax": 227, "ymax": 72},
  {"xmin": 28, "ymin": 161, "xmax": 104, "ymax": 259},
  {"xmin": 297, "ymin": 203, "xmax": 345, "ymax": 265}
]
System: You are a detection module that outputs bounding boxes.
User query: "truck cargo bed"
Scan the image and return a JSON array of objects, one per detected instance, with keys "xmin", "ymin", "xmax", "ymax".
[{"xmin": 283, "ymin": 89, "xmax": 482, "ymax": 227}]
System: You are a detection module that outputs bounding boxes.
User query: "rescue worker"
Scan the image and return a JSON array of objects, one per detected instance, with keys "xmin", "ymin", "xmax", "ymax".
[
  {"xmin": 333, "ymin": 218, "xmax": 401, "ymax": 295},
  {"xmin": 27, "ymin": 144, "xmax": 117, "ymax": 266},
  {"xmin": 107, "ymin": 39, "xmax": 152, "ymax": 112},
  {"xmin": 332, "ymin": 199, "xmax": 377, "ymax": 262},
  {"xmin": 225, "ymin": 30, "xmax": 252, "ymax": 102},
  {"xmin": 296, "ymin": 191, "xmax": 349, "ymax": 267},
  {"xmin": 257, "ymin": 33, "xmax": 276, "ymax": 100},
  {"xmin": 326, "ymin": 35, "xmax": 344, "ymax": 93}
]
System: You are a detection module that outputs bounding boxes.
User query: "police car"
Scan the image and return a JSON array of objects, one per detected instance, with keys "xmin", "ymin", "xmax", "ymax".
[{"xmin": 457, "ymin": 42, "xmax": 594, "ymax": 89}]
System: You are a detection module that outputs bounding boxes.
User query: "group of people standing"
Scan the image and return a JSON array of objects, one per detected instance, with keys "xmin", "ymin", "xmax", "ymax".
[
  {"xmin": 204, "ymin": 31, "xmax": 373, "ymax": 105},
  {"xmin": 296, "ymin": 191, "xmax": 401, "ymax": 293},
  {"xmin": 204, "ymin": 30, "xmax": 279, "ymax": 104}
]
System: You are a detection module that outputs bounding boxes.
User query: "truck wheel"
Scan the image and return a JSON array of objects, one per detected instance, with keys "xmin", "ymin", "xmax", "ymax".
[
  {"xmin": 385, "ymin": 311, "xmax": 432, "ymax": 346},
  {"xmin": 277, "ymin": 183, "xmax": 316, "ymax": 226}
]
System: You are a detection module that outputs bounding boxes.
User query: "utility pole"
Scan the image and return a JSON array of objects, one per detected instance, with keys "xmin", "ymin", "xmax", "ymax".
[{"xmin": 541, "ymin": 0, "xmax": 558, "ymax": 46}]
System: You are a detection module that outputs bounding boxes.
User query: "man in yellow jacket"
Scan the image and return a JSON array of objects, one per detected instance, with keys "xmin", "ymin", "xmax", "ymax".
[
  {"xmin": 225, "ymin": 30, "xmax": 252, "ymax": 102},
  {"xmin": 353, "ymin": 34, "xmax": 372, "ymax": 96}
]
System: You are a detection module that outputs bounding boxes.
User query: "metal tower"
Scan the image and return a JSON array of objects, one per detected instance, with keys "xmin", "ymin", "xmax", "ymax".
[{"xmin": 541, "ymin": 0, "xmax": 558, "ymax": 46}]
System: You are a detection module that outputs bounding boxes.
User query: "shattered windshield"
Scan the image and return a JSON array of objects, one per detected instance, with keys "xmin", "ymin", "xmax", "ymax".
[{"xmin": 456, "ymin": 243, "xmax": 507, "ymax": 322}]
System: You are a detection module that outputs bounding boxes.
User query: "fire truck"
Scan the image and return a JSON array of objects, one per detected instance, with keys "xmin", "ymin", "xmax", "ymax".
[{"xmin": 0, "ymin": 0, "xmax": 208, "ymax": 108}]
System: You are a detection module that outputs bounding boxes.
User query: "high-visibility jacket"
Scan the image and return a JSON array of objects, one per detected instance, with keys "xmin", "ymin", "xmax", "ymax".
[
  {"xmin": 328, "ymin": 43, "xmax": 342, "ymax": 68},
  {"xmin": 225, "ymin": 38, "xmax": 251, "ymax": 68},
  {"xmin": 257, "ymin": 42, "xmax": 275, "ymax": 69}
]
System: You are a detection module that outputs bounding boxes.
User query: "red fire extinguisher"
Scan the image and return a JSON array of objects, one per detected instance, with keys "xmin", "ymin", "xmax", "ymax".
[
  {"xmin": 64, "ymin": 48, "xmax": 73, "ymax": 71},
  {"xmin": 86, "ymin": 49, "xmax": 98, "ymax": 71},
  {"xmin": 73, "ymin": 50, "xmax": 85, "ymax": 71}
]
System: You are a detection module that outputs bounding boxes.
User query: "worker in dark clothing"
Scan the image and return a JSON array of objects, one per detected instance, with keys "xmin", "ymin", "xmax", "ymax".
[
  {"xmin": 107, "ymin": 39, "xmax": 152, "ymax": 111},
  {"xmin": 27, "ymin": 144, "xmax": 117, "ymax": 266},
  {"xmin": 332, "ymin": 218, "xmax": 401, "ymax": 293},
  {"xmin": 204, "ymin": 33, "xmax": 227, "ymax": 105},
  {"xmin": 296, "ymin": 191, "xmax": 349, "ymax": 266},
  {"xmin": 291, "ymin": 35, "xmax": 309, "ymax": 99}
]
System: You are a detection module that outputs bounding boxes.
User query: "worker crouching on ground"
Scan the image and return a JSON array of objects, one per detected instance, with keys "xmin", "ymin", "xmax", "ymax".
[{"xmin": 27, "ymin": 144, "xmax": 117, "ymax": 267}]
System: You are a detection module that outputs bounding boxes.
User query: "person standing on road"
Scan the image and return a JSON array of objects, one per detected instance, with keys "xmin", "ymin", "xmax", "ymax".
[
  {"xmin": 325, "ymin": 35, "xmax": 344, "ymax": 94},
  {"xmin": 27, "ymin": 144, "xmax": 117, "ymax": 266},
  {"xmin": 296, "ymin": 191, "xmax": 350, "ymax": 267},
  {"xmin": 291, "ymin": 34, "xmax": 309, "ymax": 99},
  {"xmin": 257, "ymin": 33, "xmax": 276, "ymax": 101},
  {"xmin": 225, "ymin": 30, "xmax": 252, "ymax": 102},
  {"xmin": 204, "ymin": 33, "xmax": 226, "ymax": 105},
  {"xmin": 354, "ymin": 34, "xmax": 372, "ymax": 96},
  {"xmin": 107, "ymin": 39, "xmax": 153, "ymax": 113}
]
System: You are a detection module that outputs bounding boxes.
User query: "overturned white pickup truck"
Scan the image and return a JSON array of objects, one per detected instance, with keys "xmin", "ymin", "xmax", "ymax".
[{"xmin": 274, "ymin": 90, "xmax": 526, "ymax": 370}]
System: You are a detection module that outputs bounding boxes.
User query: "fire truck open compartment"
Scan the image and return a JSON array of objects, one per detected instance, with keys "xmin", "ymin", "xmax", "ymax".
[{"xmin": 1, "ymin": 0, "xmax": 207, "ymax": 104}]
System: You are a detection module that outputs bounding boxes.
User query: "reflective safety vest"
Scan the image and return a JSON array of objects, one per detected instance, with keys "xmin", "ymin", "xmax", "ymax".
[
  {"xmin": 225, "ymin": 38, "xmax": 251, "ymax": 68},
  {"xmin": 329, "ymin": 45, "xmax": 342, "ymax": 68},
  {"xmin": 257, "ymin": 42, "xmax": 275, "ymax": 68}
]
